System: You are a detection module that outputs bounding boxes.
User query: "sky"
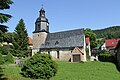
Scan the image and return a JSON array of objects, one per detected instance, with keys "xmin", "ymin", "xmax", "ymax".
[{"xmin": 2, "ymin": 0, "xmax": 120, "ymax": 37}]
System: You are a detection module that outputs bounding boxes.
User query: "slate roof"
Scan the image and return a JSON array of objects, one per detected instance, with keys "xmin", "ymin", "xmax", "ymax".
[{"xmin": 40, "ymin": 28, "xmax": 85, "ymax": 49}]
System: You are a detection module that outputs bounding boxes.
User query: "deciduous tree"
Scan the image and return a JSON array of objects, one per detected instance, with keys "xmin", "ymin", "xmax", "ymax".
[{"xmin": 85, "ymin": 28, "xmax": 97, "ymax": 48}]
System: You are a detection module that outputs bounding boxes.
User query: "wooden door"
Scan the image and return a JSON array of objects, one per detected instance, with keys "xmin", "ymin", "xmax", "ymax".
[{"xmin": 73, "ymin": 54, "xmax": 80, "ymax": 62}]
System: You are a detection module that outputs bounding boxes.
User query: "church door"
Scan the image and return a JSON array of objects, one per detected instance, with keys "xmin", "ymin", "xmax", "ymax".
[{"xmin": 73, "ymin": 54, "xmax": 80, "ymax": 62}]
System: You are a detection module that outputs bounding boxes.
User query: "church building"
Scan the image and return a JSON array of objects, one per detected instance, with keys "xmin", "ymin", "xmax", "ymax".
[{"xmin": 32, "ymin": 7, "xmax": 91, "ymax": 62}]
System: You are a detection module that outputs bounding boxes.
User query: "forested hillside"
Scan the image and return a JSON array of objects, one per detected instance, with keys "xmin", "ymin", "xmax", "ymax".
[{"xmin": 93, "ymin": 26, "xmax": 120, "ymax": 39}]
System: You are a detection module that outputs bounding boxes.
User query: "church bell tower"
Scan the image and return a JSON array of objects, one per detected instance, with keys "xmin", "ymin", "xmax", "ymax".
[
  {"xmin": 34, "ymin": 7, "xmax": 49, "ymax": 33},
  {"xmin": 32, "ymin": 7, "xmax": 49, "ymax": 54}
]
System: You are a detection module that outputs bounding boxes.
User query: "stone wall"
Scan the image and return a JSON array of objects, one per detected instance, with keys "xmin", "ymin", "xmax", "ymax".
[
  {"xmin": 41, "ymin": 49, "xmax": 72, "ymax": 61},
  {"xmin": 41, "ymin": 47, "xmax": 86, "ymax": 62},
  {"xmin": 50, "ymin": 50, "xmax": 71, "ymax": 61},
  {"xmin": 33, "ymin": 32, "xmax": 47, "ymax": 49}
]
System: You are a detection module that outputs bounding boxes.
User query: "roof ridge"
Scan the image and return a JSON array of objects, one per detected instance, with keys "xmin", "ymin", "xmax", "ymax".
[{"xmin": 49, "ymin": 28, "xmax": 84, "ymax": 34}]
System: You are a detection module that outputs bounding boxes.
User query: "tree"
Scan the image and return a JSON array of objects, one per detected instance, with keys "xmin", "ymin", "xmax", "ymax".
[
  {"xmin": 12, "ymin": 19, "xmax": 29, "ymax": 57},
  {"xmin": 0, "ymin": 0, "xmax": 13, "ymax": 33},
  {"xmin": 21, "ymin": 53, "xmax": 57, "ymax": 80},
  {"xmin": 85, "ymin": 28, "xmax": 97, "ymax": 48},
  {"xmin": 93, "ymin": 26, "xmax": 120, "ymax": 39}
]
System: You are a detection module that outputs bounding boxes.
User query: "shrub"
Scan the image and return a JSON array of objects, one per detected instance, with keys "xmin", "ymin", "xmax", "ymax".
[
  {"xmin": 4, "ymin": 53, "xmax": 14, "ymax": 64},
  {"xmin": 0, "ymin": 46, "xmax": 8, "ymax": 55},
  {"xmin": 21, "ymin": 53, "xmax": 57, "ymax": 79},
  {"xmin": 0, "ymin": 53, "xmax": 4, "ymax": 64},
  {"xmin": 97, "ymin": 50, "xmax": 116, "ymax": 63},
  {"xmin": 97, "ymin": 50, "xmax": 110, "ymax": 55}
]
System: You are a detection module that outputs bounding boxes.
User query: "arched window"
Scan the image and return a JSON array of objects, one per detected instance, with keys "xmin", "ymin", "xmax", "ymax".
[{"xmin": 57, "ymin": 51, "xmax": 60, "ymax": 59}]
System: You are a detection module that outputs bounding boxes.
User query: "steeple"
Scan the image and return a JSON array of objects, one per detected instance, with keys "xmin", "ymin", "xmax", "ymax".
[
  {"xmin": 39, "ymin": 7, "xmax": 45, "ymax": 17},
  {"xmin": 33, "ymin": 7, "xmax": 49, "ymax": 33}
]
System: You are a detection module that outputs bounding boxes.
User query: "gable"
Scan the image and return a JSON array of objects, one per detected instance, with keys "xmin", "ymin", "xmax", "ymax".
[{"xmin": 72, "ymin": 47, "xmax": 84, "ymax": 55}]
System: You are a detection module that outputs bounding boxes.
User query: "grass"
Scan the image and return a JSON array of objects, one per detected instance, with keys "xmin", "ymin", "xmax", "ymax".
[
  {"xmin": 51, "ymin": 61, "xmax": 120, "ymax": 80},
  {"xmin": 0, "ymin": 65, "xmax": 32, "ymax": 80},
  {"xmin": 0, "ymin": 61, "xmax": 120, "ymax": 80}
]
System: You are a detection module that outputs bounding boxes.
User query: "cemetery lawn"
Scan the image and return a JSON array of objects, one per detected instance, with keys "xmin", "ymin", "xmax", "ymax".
[{"xmin": 0, "ymin": 61, "xmax": 120, "ymax": 80}]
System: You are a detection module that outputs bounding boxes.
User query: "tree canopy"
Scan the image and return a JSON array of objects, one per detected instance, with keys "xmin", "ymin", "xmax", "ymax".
[
  {"xmin": 12, "ymin": 19, "xmax": 29, "ymax": 57},
  {"xmin": 85, "ymin": 28, "xmax": 97, "ymax": 48},
  {"xmin": 0, "ymin": 0, "xmax": 13, "ymax": 33},
  {"xmin": 93, "ymin": 26, "xmax": 120, "ymax": 39},
  {"xmin": 0, "ymin": 0, "xmax": 13, "ymax": 10}
]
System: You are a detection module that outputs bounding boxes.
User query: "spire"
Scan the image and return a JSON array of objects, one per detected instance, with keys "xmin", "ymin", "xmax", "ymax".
[
  {"xmin": 39, "ymin": 5, "xmax": 45, "ymax": 17},
  {"xmin": 33, "ymin": 6, "xmax": 49, "ymax": 33}
]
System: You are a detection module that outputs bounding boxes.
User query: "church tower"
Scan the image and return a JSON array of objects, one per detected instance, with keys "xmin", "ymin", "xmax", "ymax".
[{"xmin": 32, "ymin": 7, "xmax": 49, "ymax": 54}]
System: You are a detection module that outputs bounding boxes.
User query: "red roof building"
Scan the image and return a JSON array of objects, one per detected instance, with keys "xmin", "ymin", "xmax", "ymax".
[
  {"xmin": 105, "ymin": 39, "xmax": 120, "ymax": 48},
  {"xmin": 28, "ymin": 37, "xmax": 33, "ymax": 50},
  {"xmin": 28, "ymin": 37, "xmax": 33, "ymax": 45}
]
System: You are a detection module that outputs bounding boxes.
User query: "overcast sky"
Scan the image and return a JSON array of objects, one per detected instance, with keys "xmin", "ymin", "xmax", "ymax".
[{"xmin": 3, "ymin": 0, "xmax": 120, "ymax": 37}]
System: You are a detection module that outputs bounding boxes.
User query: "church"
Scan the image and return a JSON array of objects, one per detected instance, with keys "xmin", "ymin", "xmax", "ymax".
[{"xmin": 32, "ymin": 7, "xmax": 91, "ymax": 62}]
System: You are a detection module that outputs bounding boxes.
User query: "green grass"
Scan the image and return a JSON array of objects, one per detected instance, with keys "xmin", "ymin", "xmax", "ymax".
[
  {"xmin": 51, "ymin": 61, "xmax": 120, "ymax": 80},
  {"xmin": 0, "ymin": 61, "xmax": 120, "ymax": 80},
  {"xmin": 0, "ymin": 65, "xmax": 32, "ymax": 80}
]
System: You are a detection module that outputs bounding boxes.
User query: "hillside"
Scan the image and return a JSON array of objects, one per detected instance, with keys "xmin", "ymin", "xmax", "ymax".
[{"xmin": 93, "ymin": 26, "xmax": 120, "ymax": 39}]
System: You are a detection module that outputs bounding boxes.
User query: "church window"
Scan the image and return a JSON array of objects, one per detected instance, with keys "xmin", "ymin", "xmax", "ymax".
[
  {"xmin": 57, "ymin": 51, "xmax": 60, "ymax": 59},
  {"xmin": 47, "ymin": 28, "xmax": 48, "ymax": 32},
  {"xmin": 38, "ymin": 24, "xmax": 40, "ymax": 30},
  {"xmin": 55, "ymin": 41, "xmax": 59, "ymax": 45}
]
